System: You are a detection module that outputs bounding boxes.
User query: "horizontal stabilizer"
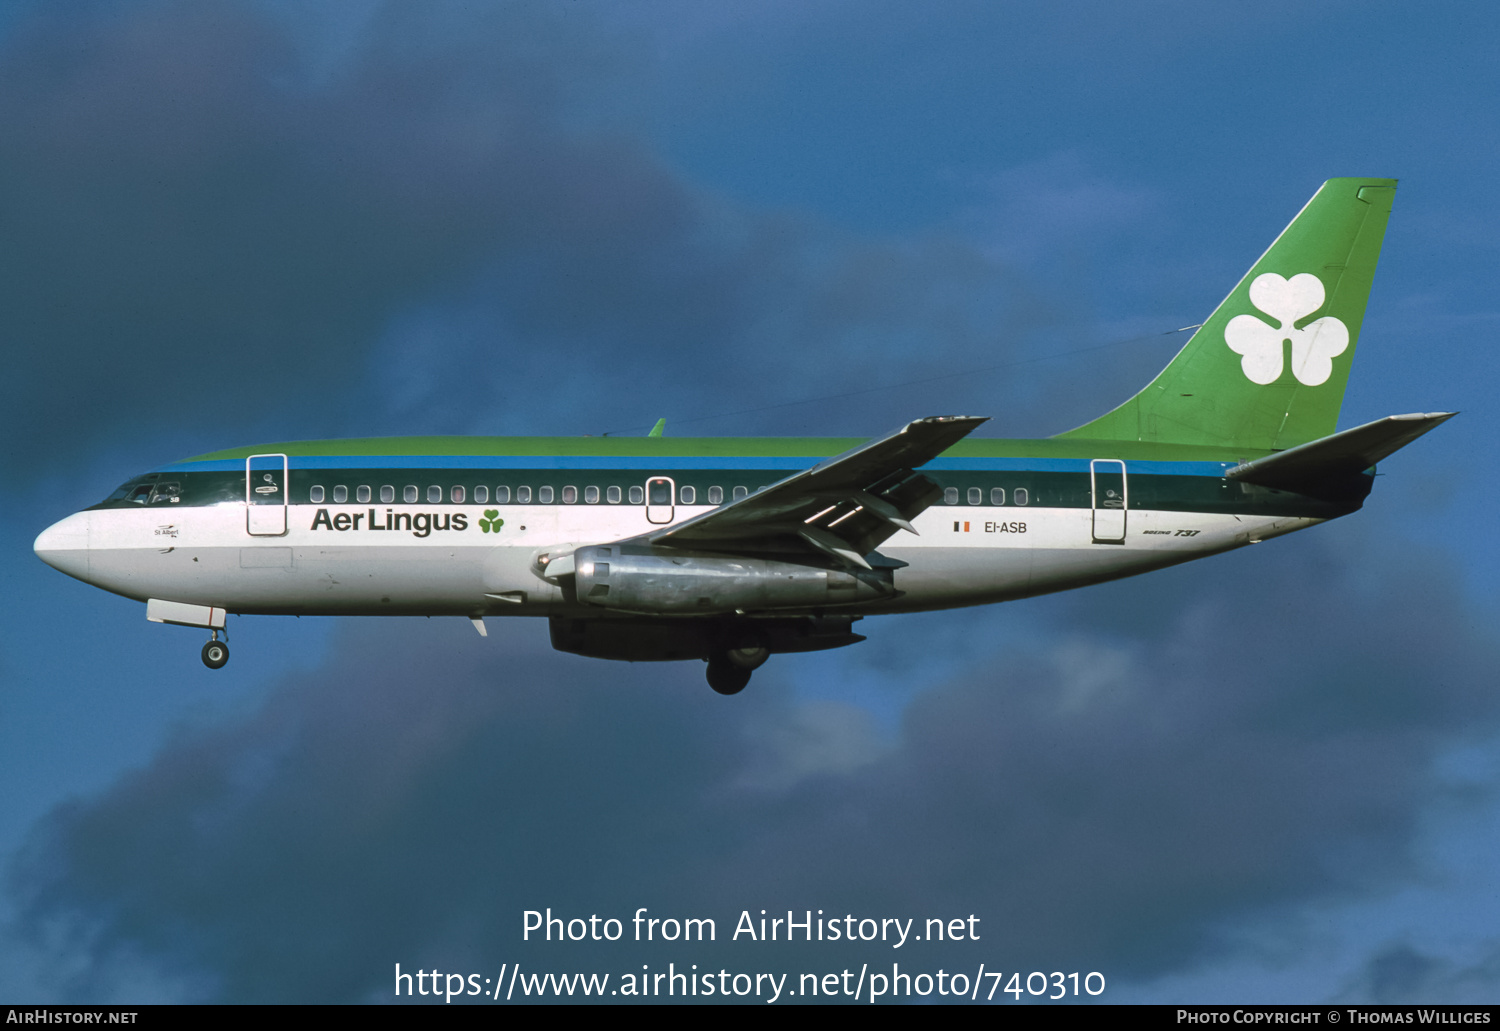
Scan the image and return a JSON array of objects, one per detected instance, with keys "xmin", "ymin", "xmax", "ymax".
[{"xmin": 1227, "ymin": 412, "xmax": 1456, "ymax": 491}]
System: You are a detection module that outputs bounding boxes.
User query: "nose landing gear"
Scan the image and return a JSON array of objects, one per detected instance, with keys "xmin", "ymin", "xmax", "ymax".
[{"xmin": 201, "ymin": 630, "xmax": 229, "ymax": 670}]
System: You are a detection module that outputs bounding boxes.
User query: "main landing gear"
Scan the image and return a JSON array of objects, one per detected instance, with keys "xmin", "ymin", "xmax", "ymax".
[
  {"xmin": 705, "ymin": 644, "xmax": 770, "ymax": 696},
  {"xmin": 201, "ymin": 629, "xmax": 229, "ymax": 669}
]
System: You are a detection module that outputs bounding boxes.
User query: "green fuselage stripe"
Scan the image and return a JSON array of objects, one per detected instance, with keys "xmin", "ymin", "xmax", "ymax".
[{"xmin": 174, "ymin": 433, "xmax": 1278, "ymax": 464}]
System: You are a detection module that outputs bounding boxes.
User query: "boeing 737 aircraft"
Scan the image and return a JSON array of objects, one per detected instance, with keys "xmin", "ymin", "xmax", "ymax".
[{"xmin": 35, "ymin": 178, "xmax": 1452, "ymax": 693}]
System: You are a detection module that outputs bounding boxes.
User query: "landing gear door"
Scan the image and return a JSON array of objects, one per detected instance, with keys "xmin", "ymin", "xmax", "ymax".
[
  {"xmin": 247, "ymin": 454, "xmax": 289, "ymax": 536},
  {"xmin": 1090, "ymin": 459, "xmax": 1127, "ymax": 544},
  {"xmin": 645, "ymin": 476, "xmax": 676, "ymax": 525}
]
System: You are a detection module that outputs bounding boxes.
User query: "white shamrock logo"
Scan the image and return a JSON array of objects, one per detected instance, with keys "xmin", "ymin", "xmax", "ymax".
[{"xmin": 1224, "ymin": 273, "xmax": 1349, "ymax": 386}]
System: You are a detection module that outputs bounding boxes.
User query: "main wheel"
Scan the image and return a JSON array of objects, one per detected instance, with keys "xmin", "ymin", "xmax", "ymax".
[
  {"xmin": 202, "ymin": 640, "xmax": 229, "ymax": 669},
  {"xmin": 706, "ymin": 654, "xmax": 752, "ymax": 695},
  {"xmin": 726, "ymin": 644, "xmax": 769, "ymax": 670}
]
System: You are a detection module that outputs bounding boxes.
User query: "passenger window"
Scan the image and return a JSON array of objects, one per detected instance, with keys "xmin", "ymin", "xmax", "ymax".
[
  {"xmin": 606, "ymin": 486, "xmax": 621, "ymax": 504},
  {"xmin": 474, "ymin": 486, "xmax": 489, "ymax": 504},
  {"xmin": 1014, "ymin": 488, "xmax": 1029, "ymax": 506},
  {"xmin": 585, "ymin": 486, "xmax": 599, "ymax": 504},
  {"xmin": 427, "ymin": 485, "xmax": 442, "ymax": 503},
  {"xmin": 357, "ymin": 485, "xmax": 371, "ymax": 503},
  {"xmin": 404, "ymin": 485, "xmax": 418, "ymax": 503},
  {"xmin": 539, "ymin": 486, "xmax": 555, "ymax": 504},
  {"xmin": 310, "ymin": 485, "xmax": 325, "ymax": 503},
  {"xmin": 680, "ymin": 485, "xmax": 696, "ymax": 504},
  {"xmin": 991, "ymin": 487, "xmax": 1005, "ymax": 506},
  {"xmin": 628, "ymin": 486, "xmax": 644, "ymax": 505},
  {"xmin": 968, "ymin": 487, "xmax": 982, "ymax": 505},
  {"xmin": 333, "ymin": 485, "xmax": 348, "ymax": 503},
  {"xmin": 496, "ymin": 486, "xmax": 512, "ymax": 504},
  {"xmin": 732, "ymin": 486, "xmax": 748, "ymax": 501},
  {"xmin": 708, "ymin": 486, "xmax": 723, "ymax": 505},
  {"xmin": 517, "ymin": 486, "xmax": 532, "ymax": 504},
  {"xmin": 944, "ymin": 487, "xmax": 959, "ymax": 505},
  {"xmin": 648, "ymin": 479, "xmax": 672, "ymax": 505},
  {"xmin": 562, "ymin": 486, "xmax": 577, "ymax": 504},
  {"xmin": 381, "ymin": 485, "xmax": 395, "ymax": 503},
  {"xmin": 451, "ymin": 485, "xmax": 465, "ymax": 504}
]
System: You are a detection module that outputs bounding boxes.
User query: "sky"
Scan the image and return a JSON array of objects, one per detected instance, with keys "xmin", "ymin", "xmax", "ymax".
[{"xmin": 2, "ymin": 0, "xmax": 1498, "ymax": 1005}]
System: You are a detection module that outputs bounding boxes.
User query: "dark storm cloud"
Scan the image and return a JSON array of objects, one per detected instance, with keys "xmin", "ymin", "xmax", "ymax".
[
  {"xmin": 2, "ymin": 0, "xmax": 1055, "ymax": 476},
  {"xmin": 0, "ymin": 0, "xmax": 659, "ymax": 465},
  {"xmin": 13, "ymin": 532, "xmax": 1498, "ymax": 1001}
]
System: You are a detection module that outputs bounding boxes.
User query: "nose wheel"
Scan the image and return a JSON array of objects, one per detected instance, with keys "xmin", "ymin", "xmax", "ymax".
[{"xmin": 201, "ymin": 631, "xmax": 229, "ymax": 670}]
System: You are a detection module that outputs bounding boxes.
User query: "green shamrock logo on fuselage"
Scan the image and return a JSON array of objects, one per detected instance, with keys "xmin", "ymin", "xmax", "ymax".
[{"xmin": 478, "ymin": 510, "xmax": 504, "ymax": 533}]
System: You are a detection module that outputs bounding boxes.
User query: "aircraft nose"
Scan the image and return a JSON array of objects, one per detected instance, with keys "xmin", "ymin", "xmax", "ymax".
[{"xmin": 34, "ymin": 511, "xmax": 91, "ymax": 582}]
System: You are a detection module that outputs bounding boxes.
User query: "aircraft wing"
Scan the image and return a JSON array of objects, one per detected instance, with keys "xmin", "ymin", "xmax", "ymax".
[{"xmin": 638, "ymin": 415, "xmax": 988, "ymax": 568}]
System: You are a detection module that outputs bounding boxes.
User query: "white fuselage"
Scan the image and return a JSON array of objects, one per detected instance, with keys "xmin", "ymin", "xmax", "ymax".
[{"xmin": 35, "ymin": 499, "xmax": 1316, "ymax": 619}]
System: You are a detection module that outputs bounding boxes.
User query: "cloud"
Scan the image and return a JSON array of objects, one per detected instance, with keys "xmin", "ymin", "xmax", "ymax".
[
  {"xmin": 1346, "ymin": 941, "xmax": 1500, "ymax": 1004},
  {"xmin": 2, "ymin": 0, "xmax": 1067, "ymax": 479},
  {"xmin": 0, "ymin": 0, "xmax": 665, "ymax": 465},
  {"xmin": 11, "ymin": 528, "xmax": 1497, "ymax": 1002},
  {"xmin": 961, "ymin": 152, "xmax": 1158, "ymax": 268}
]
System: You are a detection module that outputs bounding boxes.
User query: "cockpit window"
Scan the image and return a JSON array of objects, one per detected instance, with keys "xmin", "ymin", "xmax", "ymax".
[
  {"xmin": 149, "ymin": 482, "xmax": 181, "ymax": 504},
  {"xmin": 126, "ymin": 484, "xmax": 154, "ymax": 504}
]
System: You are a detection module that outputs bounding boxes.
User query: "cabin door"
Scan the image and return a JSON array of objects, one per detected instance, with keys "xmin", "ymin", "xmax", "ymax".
[
  {"xmin": 247, "ymin": 454, "xmax": 289, "ymax": 536},
  {"xmin": 645, "ymin": 476, "xmax": 676, "ymax": 524},
  {"xmin": 1090, "ymin": 459, "xmax": 1127, "ymax": 544}
]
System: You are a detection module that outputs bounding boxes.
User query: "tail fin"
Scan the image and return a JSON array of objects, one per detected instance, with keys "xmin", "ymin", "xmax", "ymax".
[{"xmin": 1058, "ymin": 178, "xmax": 1397, "ymax": 451}]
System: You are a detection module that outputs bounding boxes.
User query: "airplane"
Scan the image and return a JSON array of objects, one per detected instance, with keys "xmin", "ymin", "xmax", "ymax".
[{"xmin": 34, "ymin": 177, "xmax": 1453, "ymax": 695}]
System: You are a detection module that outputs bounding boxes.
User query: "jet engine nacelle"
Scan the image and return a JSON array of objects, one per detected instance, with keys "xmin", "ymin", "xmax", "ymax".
[{"xmin": 571, "ymin": 545, "xmax": 893, "ymax": 615}]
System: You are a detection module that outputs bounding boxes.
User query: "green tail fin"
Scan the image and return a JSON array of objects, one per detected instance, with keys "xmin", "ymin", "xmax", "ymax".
[{"xmin": 1058, "ymin": 178, "xmax": 1396, "ymax": 451}]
